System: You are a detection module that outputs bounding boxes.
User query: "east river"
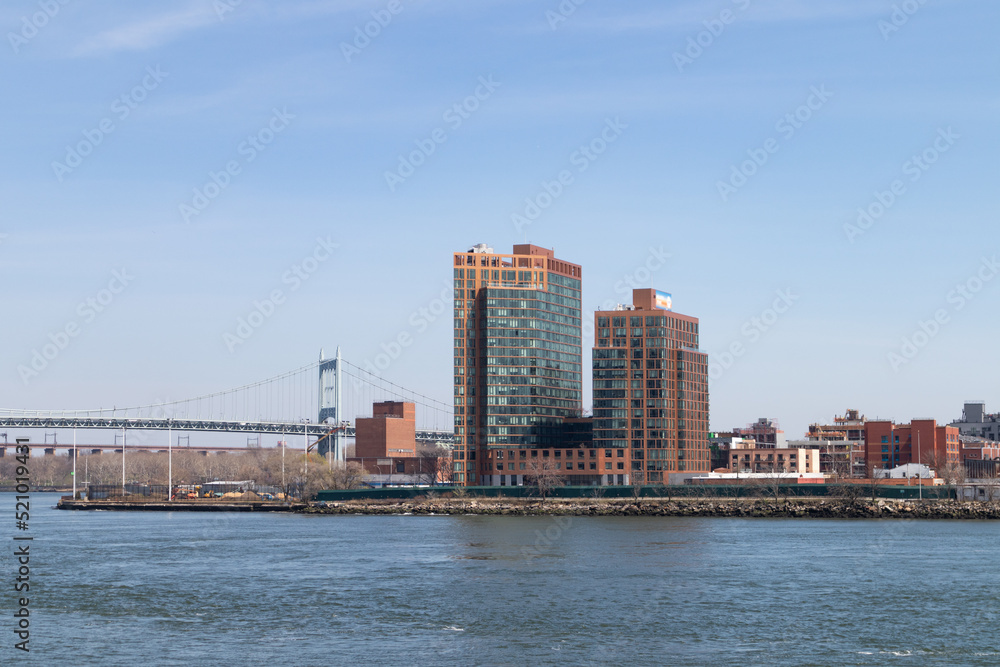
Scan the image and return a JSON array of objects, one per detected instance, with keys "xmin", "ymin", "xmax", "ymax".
[{"xmin": 2, "ymin": 493, "xmax": 998, "ymax": 665}]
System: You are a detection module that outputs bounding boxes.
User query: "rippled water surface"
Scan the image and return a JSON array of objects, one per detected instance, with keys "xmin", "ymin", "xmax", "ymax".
[{"xmin": 3, "ymin": 493, "xmax": 999, "ymax": 665}]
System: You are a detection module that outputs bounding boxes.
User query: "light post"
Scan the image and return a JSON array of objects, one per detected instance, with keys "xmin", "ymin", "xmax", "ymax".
[
  {"xmin": 168, "ymin": 420, "xmax": 173, "ymax": 501},
  {"xmin": 121, "ymin": 426, "xmax": 126, "ymax": 497},
  {"xmin": 918, "ymin": 432, "xmax": 922, "ymax": 501},
  {"xmin": 302, "ymin": 421, "xmax": 308, "ymax": 499},
  {"xmin": 72, "ymin": 428, "xmax": 77, "ymax": 500}
]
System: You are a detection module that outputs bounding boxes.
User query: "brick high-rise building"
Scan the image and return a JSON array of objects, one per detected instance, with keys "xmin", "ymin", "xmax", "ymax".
[
  {"xmin": 592, "ymin": 288, "xmax": 710, "ymax": 483},
  {"xmin": 452, "ymin": 244, "xmax": 583, "ymax": 485}
]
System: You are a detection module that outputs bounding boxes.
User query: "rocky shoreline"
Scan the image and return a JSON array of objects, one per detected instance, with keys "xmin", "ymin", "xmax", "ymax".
[{"xmin": 300, "ymin": 497, "xmax": 1000, "ymax": 519}]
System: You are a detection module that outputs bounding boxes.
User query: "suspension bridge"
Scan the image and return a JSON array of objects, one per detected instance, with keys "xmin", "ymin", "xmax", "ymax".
[{"xmin": 0, "ymin": 349, "xmax": 454, "ymax": 459}]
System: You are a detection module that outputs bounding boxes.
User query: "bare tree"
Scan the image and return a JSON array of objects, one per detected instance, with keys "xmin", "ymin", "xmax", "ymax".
[
  {"xmin": 293, "ymin": 456, "xmax": 370, "ymax": 500},
  {"xmin": 525, "ymin": 460, "xmax": 565, "ymax": 501},
  {"xmin": 754, "ymin": 462, "xmax": 792, "ymax": 509},
  {"xmin": 865, "ymin": 461, "xmax": 884, "ymax": 502},
  {"xmin": 938, "ymin": 460, "xmax": 966, "ymax": 501},
  {"xmin": 831, "ymin": 477, "xmax": 866, "ymax": 505},
  {"xmin": 87, "ymin": 454, "xmax": 123, "ymax": 486},
  {"xmin": 983, "ymin": 462, "xmax": 1000, "ymax": 506},
  {"xmin": 328, "ymin": 461, "xmax": 369, "ymax": 491},
  {"xmin": 30, "ymin": 455, "xmax": 71, "ymax": 488},
  {"xmin": 630, "ymin": 468, "xmax": 644, "ymax": 500}
]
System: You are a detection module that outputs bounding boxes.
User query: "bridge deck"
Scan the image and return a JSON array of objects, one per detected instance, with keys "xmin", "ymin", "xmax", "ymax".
[{"xmin": 0, "ymin": 416, "xmax": 453, "ymax": 443}]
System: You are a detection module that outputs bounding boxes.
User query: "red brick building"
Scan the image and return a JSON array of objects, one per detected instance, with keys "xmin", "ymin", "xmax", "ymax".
[
  {"xmin": 958, "ymin": 436, "xmax": 1000, "ymax": 462},
  {"xmin": 348, "ymin": 401, "xmax": 451, "ymax": 484},
  {"xmin": 592, "ymin": 288, "xmax": 710, "ymax": 482},
  {"xmin": 864, "ymin": 419, "xmax": 960, "ymax": 472},
  {"xmin": 354, "ymin": 401, "xmax": 417, "ymax": 459}
]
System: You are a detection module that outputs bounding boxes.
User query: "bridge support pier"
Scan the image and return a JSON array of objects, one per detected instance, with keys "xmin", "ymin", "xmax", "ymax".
[
  {"xmin": 44, "ymin": 448, "xmax": 56, "ymax": 456},
  {"xmin": 318, "ymin": 346, "xmax": 345, "ymax": 465},
  {"xmin": 91, "ymin": 449, "xmax": 102, "ymax": 455}
]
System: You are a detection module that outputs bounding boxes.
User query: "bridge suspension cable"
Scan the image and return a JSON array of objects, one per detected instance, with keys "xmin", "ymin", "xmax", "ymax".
[{"xmin": 1, "ymin": 354, "xmax": 452, "ymax": 433}]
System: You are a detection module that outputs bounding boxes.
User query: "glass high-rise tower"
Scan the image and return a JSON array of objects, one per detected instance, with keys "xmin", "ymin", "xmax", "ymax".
[{"xmin": 452, "ymin": 244, "xmax": 582, "ymax": 485}]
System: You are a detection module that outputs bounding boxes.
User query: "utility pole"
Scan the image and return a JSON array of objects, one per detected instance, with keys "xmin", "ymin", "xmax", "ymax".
[
  {"xmin": 121, "ymin": 426, "xmax": 126, "ymax": 497},
  {"xmin": 335, "ymin": 346, "xmax": 342, "ymax": 467},
  {"xmin": 918, "ymin": 431, "xmax": 922, "ymax": 501}
]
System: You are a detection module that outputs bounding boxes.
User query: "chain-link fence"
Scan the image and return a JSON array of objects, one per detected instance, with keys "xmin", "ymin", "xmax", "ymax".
[{"xmin": 82, "ymin": 481, "xmax": 299, "ymax": 502}]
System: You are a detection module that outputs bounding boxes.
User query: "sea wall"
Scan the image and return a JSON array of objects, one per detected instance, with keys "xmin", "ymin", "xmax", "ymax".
[{"xmin": 300, "ymin": 497, "xmax": 1000, "ymax": 519}]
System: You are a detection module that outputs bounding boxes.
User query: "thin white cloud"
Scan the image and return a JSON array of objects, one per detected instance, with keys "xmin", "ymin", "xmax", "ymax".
[
  {"xmin": 73, "ymin": 6, "xmax": 219, "ymax": 57},
  {"xmin": 549, "ymin": 0, "xmax": 901, "ymax": 35}
]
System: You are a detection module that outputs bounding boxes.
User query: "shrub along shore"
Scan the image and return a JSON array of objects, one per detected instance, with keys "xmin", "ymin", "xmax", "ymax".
[{"xmin": 299, "ymin": 497, "xmax": 1000, "ymax": 519}]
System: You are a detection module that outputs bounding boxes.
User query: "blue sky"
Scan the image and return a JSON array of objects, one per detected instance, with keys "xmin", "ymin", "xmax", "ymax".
[{"xmin": 1, "ymin": 0, "xmax": 997, "ymax": 439}]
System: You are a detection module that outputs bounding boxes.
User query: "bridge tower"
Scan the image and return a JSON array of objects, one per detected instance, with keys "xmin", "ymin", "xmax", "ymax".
[{"xmin": 318, "ymin": 347, "xmax": 344, "ymax": 464}]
